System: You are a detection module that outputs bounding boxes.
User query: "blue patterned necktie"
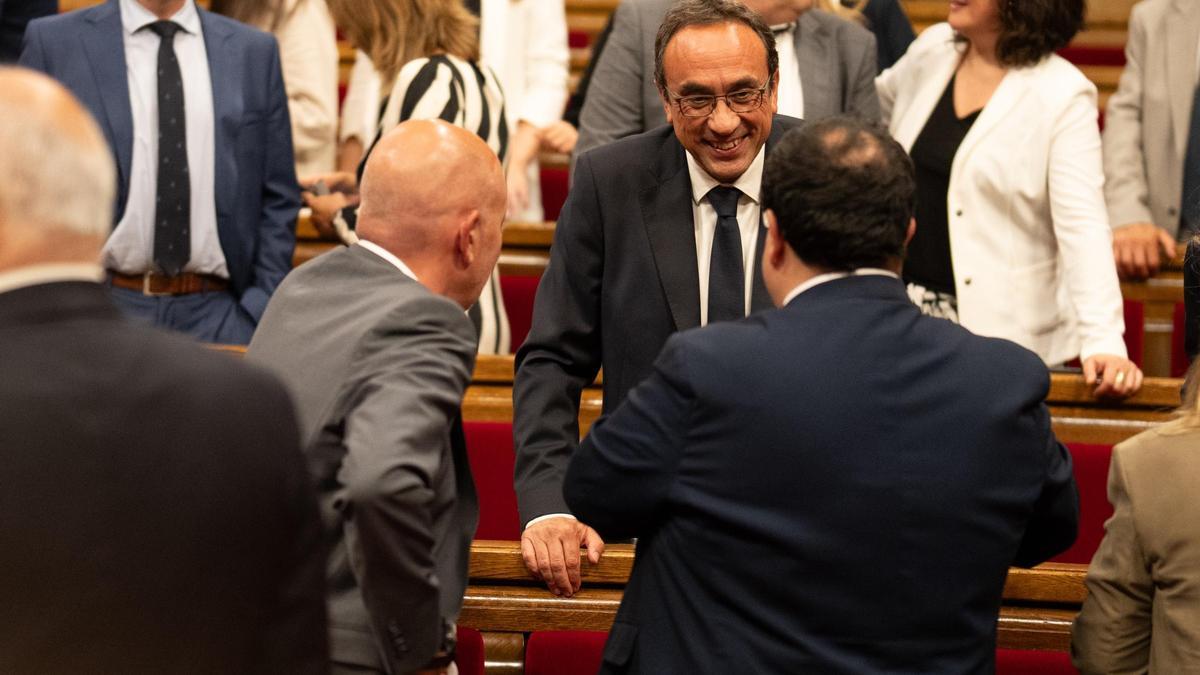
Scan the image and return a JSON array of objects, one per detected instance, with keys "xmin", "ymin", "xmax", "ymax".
[{"xmin": 146, "ymin": 20, "xmax": 191, "ymax": 276}]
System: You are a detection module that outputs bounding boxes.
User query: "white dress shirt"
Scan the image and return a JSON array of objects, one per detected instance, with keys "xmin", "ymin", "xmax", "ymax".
[
  {"xmin": 686, "ymin": 145, "xmax": 766, "ymax": 326},
  {"xmin": 772, "ymin": 23, "xmax": 805, "ymax": 119},
  {"xmin": 106, "ymin": 0, "xmax": 226, "ymax": 278},
  {"xmin": 780, "ymin": 269, "xmax": 900, "ymax": 306},
  {"xmin": 357, "ymin": 239, "xmax": 419, "ymax": 283}
]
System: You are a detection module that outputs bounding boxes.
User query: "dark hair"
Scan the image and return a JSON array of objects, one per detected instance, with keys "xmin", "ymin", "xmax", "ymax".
[
  {"xmin": 989, "ymin": 0, "xmax": 1085, "ymax": 67},
  {"xmin": 762, "ymin": 117, "xmax": 916, "ymax": 271},
  {"xmin": 653, "ymin": 0, "xmax": 778, "ymax": 95}
]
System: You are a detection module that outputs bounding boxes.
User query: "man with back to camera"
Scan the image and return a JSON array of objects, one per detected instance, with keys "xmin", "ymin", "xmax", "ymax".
[
  {"xmin": 0, "ymin": 67, "xmax": 327, "ymax": 674},
  {"xmin": 513, "ymin": 0, "xmax": 803, "ymax": 597},
  {"xmin": 564, "ymin": 117, "xmax": 1080, "ymax": 674},
  {"xmin": 20, "ymin": 0, "xmax": 297, "ymax": 344},
  {"xmin": 248, "ymin": 120, "xmax": 507, "ymax": 675}
]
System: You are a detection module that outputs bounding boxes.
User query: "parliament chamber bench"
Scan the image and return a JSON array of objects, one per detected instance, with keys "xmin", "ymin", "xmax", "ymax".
[{"xmin": 209, "ymin": 345, "xmax": 1181, "ymax": 672}]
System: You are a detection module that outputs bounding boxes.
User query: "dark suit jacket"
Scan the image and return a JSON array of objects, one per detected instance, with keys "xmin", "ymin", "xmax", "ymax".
[
  {"xmin": 247, "ymin": 244, "xmax": 479, "ymax": 673},
  {"xmin": 513, "ymin": 116, "xmax": 802, "ymax": 524},
  {"xmin": 565, "ymin": 275, "xmax": 1079, "ymax": 674},
  {"xmin": 0, "ymin": 281, "xmax": 327, "ymax": 674},
  {"xmin": 20, "ymin": 1, "xmax": 298, "ymax": 321},
  {"xmin": 0, "ymin": 0, "xmax": 54, "ymax": 61}
]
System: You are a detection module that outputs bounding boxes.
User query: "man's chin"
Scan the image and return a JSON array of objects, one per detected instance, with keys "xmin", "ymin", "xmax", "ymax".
[{"xmin": 698, "ymin": 156, "xmax": 752, "ymax": 184}]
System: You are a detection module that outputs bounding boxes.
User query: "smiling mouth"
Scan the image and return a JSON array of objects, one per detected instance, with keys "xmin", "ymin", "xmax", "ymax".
[{"xmin": 706, "ymin": 136, "xmax": 746, "ymax": 154}]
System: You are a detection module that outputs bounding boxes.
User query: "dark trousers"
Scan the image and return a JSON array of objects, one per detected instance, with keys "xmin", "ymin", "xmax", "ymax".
[{"xmin": 107, "ymin": 284, "xmax": 257, "ymax": 345}]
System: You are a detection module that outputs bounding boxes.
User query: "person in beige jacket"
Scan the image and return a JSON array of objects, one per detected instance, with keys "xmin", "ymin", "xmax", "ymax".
[
  {"xmin": 1071, "ymin": 361, "xmax": 1200, "ymax": 672},
  {"xmin": 1104, "ymin": 0, "xmax": 1200, "ymax": 279}
]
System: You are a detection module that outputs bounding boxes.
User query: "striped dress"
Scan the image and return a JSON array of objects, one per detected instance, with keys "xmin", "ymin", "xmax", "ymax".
[{"xmin": 367, "ymin": 53, "xmax": 511, "ymax": 354}]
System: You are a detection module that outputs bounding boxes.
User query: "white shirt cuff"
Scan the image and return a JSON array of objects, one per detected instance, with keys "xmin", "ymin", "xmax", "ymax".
[{"xmin": 524, "ymin": 513, "xmax": 576, "ymax": 530}]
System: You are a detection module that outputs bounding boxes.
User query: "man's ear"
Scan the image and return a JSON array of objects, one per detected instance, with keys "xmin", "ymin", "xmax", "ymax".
[
  {"xmin": 658, "ymin": 82, "xmax": 675, "ymax": 124},
  {"xmin": 764, "ymin": 209, "xmax": 787, "ymax": 268},
  {"xmin": 905, "ymin": 217, "xmax": 916, "ymax": 247},
  {"xmin": 766, "ymin": 70, "xmax": 780, "ymax": 115},
  {"xmin": 455, "ymin": 210, "xmax": 482, "ymax": 269}
]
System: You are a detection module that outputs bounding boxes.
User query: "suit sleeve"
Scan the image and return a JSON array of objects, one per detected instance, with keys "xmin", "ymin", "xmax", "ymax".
[
  {"xmin": 575, "ymin": 0, "xmax": 649, "ymax": 156},
  {"xmin": 1102, "ymin": 3, "xmax": 1155, "ymax": 230},
  {"xmin": 249, "ymin": 372, "xmax": 331, "ymax": 675},
  {"xmin": 1071, "ymin": 446, "xmax": 1154, "ymax": 675},
  {"xmin": 338, "ymin": 298, "xmax": 477, "ymax": 674},
  {"xmin": 864, "ymin": 0, "xmax": 915, "ymax": 72},
  {"xmin": 841, "ymin": 24, "xmax": 881, "ymax": 121},
  {"xmin": 564, "ymin": 334, "xmax": 692, "ymax": 540},
  {"xmin": 1047, "ymin": 81, "xmax": 1128, "ymax": 361},
  {"xmin": 1186, "ymin": 241, "xmax": 1200, "ymax": 358},
  {"xmin": 241, "ymin": 39, "xmax": 300, "ymax": 322},
  {"xmin": 512, "ymin": 151, "xmax": 606, "ymax": 525},
  {"xmin": 1013, "ymin": 395, "xmax": 1079, "ymax": 567}
]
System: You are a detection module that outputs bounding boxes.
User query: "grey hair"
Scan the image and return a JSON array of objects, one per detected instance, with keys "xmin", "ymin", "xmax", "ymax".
[
  {"xmin": 0, "ymin": 69, "xmax": 114, "ymax": 238},
  {"xmin": 653, "ymin": 0, "xmax": 778, "ymax": 96}
]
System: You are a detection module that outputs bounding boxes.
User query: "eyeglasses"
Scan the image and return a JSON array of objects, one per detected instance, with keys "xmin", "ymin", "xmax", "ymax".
[{"xmin": 666, "ymin": 82, "xmax": 770, "ymax": 118}]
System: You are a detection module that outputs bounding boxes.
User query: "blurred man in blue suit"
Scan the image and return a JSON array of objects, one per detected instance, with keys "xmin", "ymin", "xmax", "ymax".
[
  {"xmin": 564, "ymin": 117, "xmax": 1080, "ymax": 674},
  {"xmin": 20, "ymin": 0, "xmax": 297, "ymax": 343}
]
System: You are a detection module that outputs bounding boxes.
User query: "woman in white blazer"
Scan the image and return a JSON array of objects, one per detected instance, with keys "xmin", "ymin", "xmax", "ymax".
[{"xmin": 876, "ymin": 0, "xmax": 1140, "ymax": 396}]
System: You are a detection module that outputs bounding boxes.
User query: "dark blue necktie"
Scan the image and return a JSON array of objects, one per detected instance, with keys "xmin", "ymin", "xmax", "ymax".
[
  {"xmin": 1182, "ymin": 83, "xmax": 1200, "ymax": 239},
  {"xmin": 146, "ymin": 20, "xmax": 191, "ymax": 276},
  {"xmin": 707, "ymin": 186, "xmax": 744, "ymax": 323}
]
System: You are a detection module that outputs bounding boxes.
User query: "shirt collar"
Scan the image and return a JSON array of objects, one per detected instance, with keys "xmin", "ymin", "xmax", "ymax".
[
  {"xmin": 357, "ymin": 240, "xmax": 420, "ymax": 284},
  {"xmin": 121, "ymin": 0, "xmax": 200, "ymax": 37},
  {"xmin": 0, "ymin": 263, "xmax": 105, "ymax": 296},
  {"xmin": 685, "ymin": 143, "xmax": 766, "ymax": 206},
  {"xmin": 781, "ymin": 268, "xmax": 900, "ymax": 306},
  {"xmin": 770, "ymin": 22, "xmax": 796, "ymax": 37}
]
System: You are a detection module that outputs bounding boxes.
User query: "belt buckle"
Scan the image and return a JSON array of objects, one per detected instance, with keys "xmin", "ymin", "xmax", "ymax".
[{"xmin": 141, "ymin": 272, "xmax": 174, "ymax": 296}]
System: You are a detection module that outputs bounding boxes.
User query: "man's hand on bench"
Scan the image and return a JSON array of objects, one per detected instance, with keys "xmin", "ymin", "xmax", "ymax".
[{"xmin": 521, "ymin": 516, "xmax": 606, "ymax": 598}]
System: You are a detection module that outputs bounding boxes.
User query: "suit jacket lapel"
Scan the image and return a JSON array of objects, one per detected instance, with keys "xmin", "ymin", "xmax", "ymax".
[
  {"xmin": 795, "ymin": 12, "xmax": 833, "ymax": 120},
  {"xmin": 1167, "ymin": 0, "xmax": 1200, "ymax": 159},
  {"xmin": 951, "ymin": 68, "xmax": 1026, "ymax": 176},
  {"xmin": 640, "ymin": 135, "xmax": 701, "ymax": 331},
  {"xmin": 82, "ymin": 1, "xmax": 132, "ymax": 214},
  {"xmin": 199, "ymin": 8, "xmax": 238, "ymax": 220}
]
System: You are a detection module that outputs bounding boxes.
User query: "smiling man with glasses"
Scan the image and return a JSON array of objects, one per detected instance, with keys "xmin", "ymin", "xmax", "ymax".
[{"xmin": 513, "ymin": 0, "xmax": 803, "ymax": 599}]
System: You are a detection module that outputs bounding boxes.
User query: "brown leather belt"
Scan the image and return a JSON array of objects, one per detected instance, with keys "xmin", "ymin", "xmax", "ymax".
[{"xmin": 107, "ymin": 271, "xmax": 229, "ymax": 296}]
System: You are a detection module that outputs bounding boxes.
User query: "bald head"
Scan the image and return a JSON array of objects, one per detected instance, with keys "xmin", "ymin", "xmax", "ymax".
[
  {"xmin": 356, "ymin": 120, "xmax": 506, "ymax": 308},
  {"xmin": 0, "ymin": 68, "xmax": 114, "ymax": 246}
]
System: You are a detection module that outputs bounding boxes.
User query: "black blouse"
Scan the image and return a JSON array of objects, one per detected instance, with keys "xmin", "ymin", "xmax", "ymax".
[{"xmin": 905, "ymin": 76, "xmax": 980, "ymax": 296}]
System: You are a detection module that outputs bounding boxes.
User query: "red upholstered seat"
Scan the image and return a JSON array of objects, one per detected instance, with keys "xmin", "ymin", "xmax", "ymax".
[
  {"xmin": 525, "ymin": 631, "xmax": 609, "ymax": 675},
  {"xmin": 1123, "ymin": 299, "xmax": 1145, "ymax": 368},
  {"xmin": 456, "ymin": 626, "xmax": 485, "ymax": 675},
  {"xmin": 995, "ymin": 648, "xmax": 1078, "ymax": 674},
  {"xmin": 1051, "ymin": 443, "xmax": 1115, "ymax": 564},
  {"xmin": 1172, "ymin": 301, "xmax": 1189, "ymax": 377},
  {"xmin": 463, "ymin": 421, "xmax": 522, "ymax": 540},
  {"xmin": 500, "ymin": 274, "xmax": 542, "ymax": 352},
  {"xmin": 1057, "ymin": 46, "xmax": 1126, "ymax": 67},
  {"xmin": 540, "ymin": 165, "xmax": 570, "ymax": 222}
]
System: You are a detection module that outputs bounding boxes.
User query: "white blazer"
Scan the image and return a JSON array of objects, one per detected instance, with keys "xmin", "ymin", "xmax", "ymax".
[{"xmin": 877, "ymin": 23, "xmax": 1126, "ymax": 365}]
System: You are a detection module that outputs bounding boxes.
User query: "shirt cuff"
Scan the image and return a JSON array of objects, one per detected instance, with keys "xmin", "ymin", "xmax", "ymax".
[{"xmin": 524, "ymin": 513, "xmax": 576, "ymax": 530}]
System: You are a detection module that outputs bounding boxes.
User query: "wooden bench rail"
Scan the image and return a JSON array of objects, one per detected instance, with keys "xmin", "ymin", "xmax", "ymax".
[{"xmin": 461, "ymin": 541, "xmax": 1088, "ymax": 652}]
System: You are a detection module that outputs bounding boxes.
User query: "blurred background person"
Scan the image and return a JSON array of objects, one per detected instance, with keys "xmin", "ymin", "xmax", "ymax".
[
  {"xmin": 1071, "ymin": 335, "xmax": 1200, "ymax": 672},
  {"xmin": 1102, "ymin": 0, "xmax": 1200, "ymax": 280},
  {"xmin": 0, "ymin": 67, "xmax": 326, "ymax": 675},
  {"xmin": 210, "ymin": 0, "xmax": 339, "ymax": 177},
  {"xmin": 336, "ymin": 0, "xmax": 567, "ymax": 222},
  {"xmin": 312, "ymin": 0, "xmax": 511, "ymax": 353},
  {"xmin": 876, "ymin": 0, "xmax": 1142, "ymax": 397}
]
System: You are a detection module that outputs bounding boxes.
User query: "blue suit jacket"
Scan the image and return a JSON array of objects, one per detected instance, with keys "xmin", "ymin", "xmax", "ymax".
[
  {"xmin": 20, "ymin": 1, "xmax": 298, "ymax": 320},
  {"xmin": 565, "ymin": 274, "xmax": 1079, "ymax": 675}
]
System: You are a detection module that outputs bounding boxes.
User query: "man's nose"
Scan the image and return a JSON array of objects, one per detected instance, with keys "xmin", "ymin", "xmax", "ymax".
[{"xmin": 707, "ymin": 98, "xmax": 740, "ymax": 135}]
